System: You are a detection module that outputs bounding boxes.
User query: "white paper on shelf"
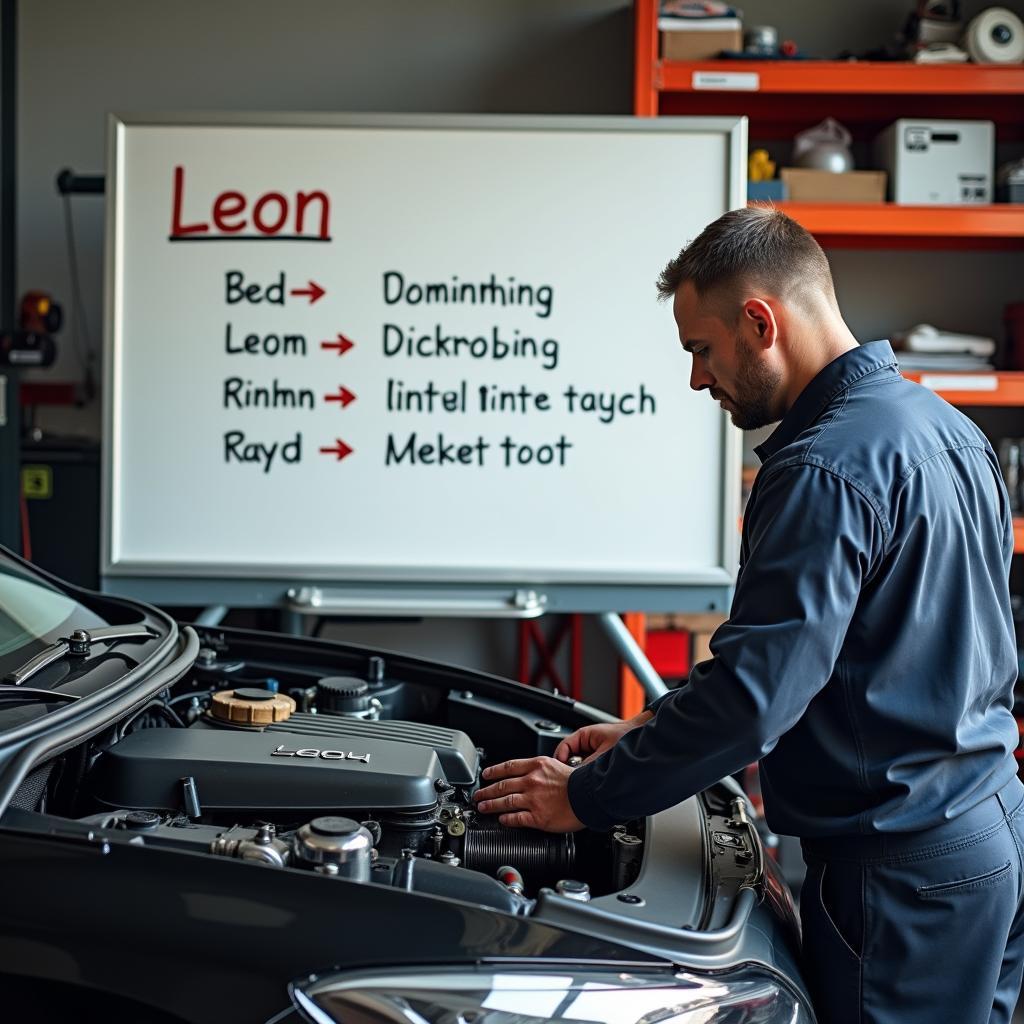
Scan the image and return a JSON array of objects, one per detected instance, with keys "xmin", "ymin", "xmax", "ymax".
[
  {"xmin": 658, "ymin": 17, "xmax": 742, "ymax": 31},
  {"xmin": 919, "ymin": 374, "xmax": 998, "ymax": 392},
  {"xmin": 692, "ymin": 71, "xmax": 760, "ymax": 91}
]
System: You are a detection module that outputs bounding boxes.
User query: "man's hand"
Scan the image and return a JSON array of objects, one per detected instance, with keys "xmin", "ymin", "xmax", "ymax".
[
  {"xmin": 554, "ymin": 709, "xmax": 653, "ymax": 765},
  {"xmin": 473, "ymin": 756, "xmax": 584, "ymax": 832}
]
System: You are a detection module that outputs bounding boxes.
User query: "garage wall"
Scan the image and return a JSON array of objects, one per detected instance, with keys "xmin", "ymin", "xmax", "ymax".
[
  {"xmin": 17, "ymin": 0, "xmax": 632, "ymax": 435},
  {"xmin": 16, "ymin": 0, "xmax": 1024, "ymax": 706}
]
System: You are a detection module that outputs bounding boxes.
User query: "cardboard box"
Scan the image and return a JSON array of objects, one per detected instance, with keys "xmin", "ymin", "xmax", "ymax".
[
  {"xmin": 646, "ymin": 613, "xmax": 727, "ymax": 633},
  {"xmin": 692, "ymin": 631, "xmax": 717, "ymax": 665},
  {"xmin": 660, "ymin": 27, "xmax": 742, "ymax": 61},
  {"xmin": 780, "ymin": 168, "xmax": 887, "ymax": 203}
]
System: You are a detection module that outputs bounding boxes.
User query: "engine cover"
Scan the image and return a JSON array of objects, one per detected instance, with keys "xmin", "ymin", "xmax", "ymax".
[
  {"xmin": 90, "ymin": 725, "xmax": 465, "ymax": 817},
  {"xmin": 266, "ymin": 713, "xmax": 479, "ymax": 786}
]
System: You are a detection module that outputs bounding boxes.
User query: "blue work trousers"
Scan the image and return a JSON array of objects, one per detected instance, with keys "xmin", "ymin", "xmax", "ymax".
[{"xmin": 799, "ymin": 776, "xmax": 1024, "ymax": 1024}]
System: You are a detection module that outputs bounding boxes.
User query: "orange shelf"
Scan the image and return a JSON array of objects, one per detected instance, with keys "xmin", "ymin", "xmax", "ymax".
[
  {"xmin": 765, "ymin": 202, "xmax": 1024, "ymax": 250},
  {"xmin": 902, "ymin": 371, "xmax": 1024, "ymax": 406},
  {"xmin": 1016, "ymin": 518, "xmax": 1024, "ymax": 554},
  {"xmin": 656, "ymin": 60, "xmax": 1024, "ymax": 97}
]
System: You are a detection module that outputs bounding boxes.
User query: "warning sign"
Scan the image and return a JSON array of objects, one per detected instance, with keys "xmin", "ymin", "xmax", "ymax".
[{"xmin": 22, "ymin": 465, "xmax": 52, "ymax": 499}]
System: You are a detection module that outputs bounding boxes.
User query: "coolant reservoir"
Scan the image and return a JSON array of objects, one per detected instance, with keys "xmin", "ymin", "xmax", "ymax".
[{"xmin": 210, "ymin": 687, "xmax": 296, "ymax": 725}]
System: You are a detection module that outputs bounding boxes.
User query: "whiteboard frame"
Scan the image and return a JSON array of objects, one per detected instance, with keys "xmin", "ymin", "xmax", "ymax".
[{"xmin": 101, "ymin": 112, "xmax": 746, "ymax": 604}]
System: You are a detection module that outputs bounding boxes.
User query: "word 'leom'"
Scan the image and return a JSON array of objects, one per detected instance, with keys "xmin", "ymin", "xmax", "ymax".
[
  {"xmin": 383, "ymin": 271, "xmax": 554, "ymax": 319},
  {"xmin": 225, "ymin": 323, "xmax": 306, "ymax": 357}
]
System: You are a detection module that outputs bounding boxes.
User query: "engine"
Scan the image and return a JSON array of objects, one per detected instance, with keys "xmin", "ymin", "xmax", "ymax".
[
  {"xmin": 81, "ymin": 674, "xmax": 628, "ymax": 907},
  {"xmin": 90, "ymin": 716, "xmax": 478, "ymax": 834}
]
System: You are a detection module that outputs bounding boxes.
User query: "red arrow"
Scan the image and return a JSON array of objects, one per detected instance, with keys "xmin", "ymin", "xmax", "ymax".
[
  {"xmin": 319, "ymin": 439, "xmax": 354, "ymax": 462},
  {"xmin": 320, "ymin": 334, "xmax": 355, "ymax": 356},
  {"xmin": 290, "ymin": 280, "xmax": 326, "ymax": 304},
  {"xmin": 325, "ymin": 386, "xmax": 356, "ymax": 409}
]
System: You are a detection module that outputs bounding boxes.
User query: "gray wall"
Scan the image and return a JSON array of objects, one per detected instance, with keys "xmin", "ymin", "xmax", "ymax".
[
  {"xmin": 18, "ymin": 0, "xmax": 632, "ymax": 434},
  {"xmin": 15, "ymin": 0, "xmax": 1024, "ymax": 707}
]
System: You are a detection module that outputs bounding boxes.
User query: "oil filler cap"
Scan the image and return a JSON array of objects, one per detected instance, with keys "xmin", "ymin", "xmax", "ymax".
[
  {"xmin": 318, "ymin": 675, "xmax": 370, "ymax": 714},
  {"xmin": 211, "ymin": 688, "xmax": 296, "ymax": 725}
]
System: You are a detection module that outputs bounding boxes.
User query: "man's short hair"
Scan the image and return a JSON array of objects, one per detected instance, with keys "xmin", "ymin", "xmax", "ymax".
[{"xmin": 656, "ymin": 206, "xmax": 835, "ymax": 314}]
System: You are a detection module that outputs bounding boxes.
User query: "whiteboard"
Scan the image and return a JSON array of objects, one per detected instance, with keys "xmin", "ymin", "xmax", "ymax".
[{"xmin": 102, "ymin": 114, "xmax": 745, "ymax": 591}]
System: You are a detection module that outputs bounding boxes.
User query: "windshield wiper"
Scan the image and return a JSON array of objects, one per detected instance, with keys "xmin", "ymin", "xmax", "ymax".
[{"xmin": 2, "ymin": 624, "xmax": 158, "ymax": 687}]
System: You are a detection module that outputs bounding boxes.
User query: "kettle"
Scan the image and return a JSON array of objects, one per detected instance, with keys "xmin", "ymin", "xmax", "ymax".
[{"xmin": 792, "ymin": 117, "xmax": 855, "ymax": 173}]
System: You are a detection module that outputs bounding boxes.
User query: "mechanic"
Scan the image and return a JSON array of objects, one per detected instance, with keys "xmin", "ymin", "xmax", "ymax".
[{"xmin": 474, "ymin": 206, "xmax": 1024, "ymax": 1024}]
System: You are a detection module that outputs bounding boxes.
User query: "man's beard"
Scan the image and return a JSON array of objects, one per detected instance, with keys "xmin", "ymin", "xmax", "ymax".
[{"xmin": 717, "ymin": 334, "xmax": 783, "ymax": 431}]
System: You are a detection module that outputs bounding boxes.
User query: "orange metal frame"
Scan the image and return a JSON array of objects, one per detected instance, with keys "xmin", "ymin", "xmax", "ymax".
[
  {"xmin": 771, "ymin": 202, "xmax": 1024, "ymax": 250},
  {"xmin": 633, "ymin": 0, "xmax": 659, "ymax": 117},
  {"xmin": 618, "ymin": 612, "xmax": 648, "ymax": 719}
]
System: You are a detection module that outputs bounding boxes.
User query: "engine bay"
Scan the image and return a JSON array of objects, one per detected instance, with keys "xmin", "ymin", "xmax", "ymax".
[
  {"xmin": 0, "ymin": 624, "xmax": 766, "ymax": 932},
  {"xmin": 66, "ymin": 630, "xmax": 654, "ymax": 910}
]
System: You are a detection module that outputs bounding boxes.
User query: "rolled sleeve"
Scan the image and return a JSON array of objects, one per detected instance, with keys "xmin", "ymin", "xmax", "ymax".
[{"xmin": 568, "ymin": 463, "xmax": 885, "ymax": 831}]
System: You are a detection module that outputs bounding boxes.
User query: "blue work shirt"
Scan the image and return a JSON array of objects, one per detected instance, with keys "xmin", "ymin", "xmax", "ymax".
[{"xmin": 569, "ymin": 340, "xmax": 1019, "ymax": 838}]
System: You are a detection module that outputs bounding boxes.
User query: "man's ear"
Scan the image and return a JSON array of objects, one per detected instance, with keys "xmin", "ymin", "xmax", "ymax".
[{"xmin": 742, "ymin": 298, "xmax": 778, "ymax": 349}]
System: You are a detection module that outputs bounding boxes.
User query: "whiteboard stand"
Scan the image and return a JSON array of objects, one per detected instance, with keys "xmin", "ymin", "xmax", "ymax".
[
  {"xmin": 195, "ymin": 605, "xmax": 229, "ymax": 627},
  {"xmin": 597, "ymin": 611, "xmax": 668, "ymax": 701},
  {"xmin": 278, "ymin": 584, "xmax": 670, "ymax": 703},
  {"xmin": 284, "ymin": 584, "xmax": 548, "ymax": 619}
]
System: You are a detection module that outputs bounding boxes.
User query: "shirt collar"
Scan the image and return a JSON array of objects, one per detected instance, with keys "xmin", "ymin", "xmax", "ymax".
[{"xmin": 754, "ymin": 340, "xmax": 899, "ymax": 464}]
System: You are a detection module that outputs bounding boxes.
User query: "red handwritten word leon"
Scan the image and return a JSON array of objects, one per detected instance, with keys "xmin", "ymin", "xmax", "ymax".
[{"xmin": 169, "ymin": 166, "xmax": 331, "ymax": 241}]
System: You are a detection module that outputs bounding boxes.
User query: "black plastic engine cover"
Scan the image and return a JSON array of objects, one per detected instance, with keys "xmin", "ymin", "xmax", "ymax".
[
  {"xmin": 90, "ymin": 727, "xmax": 445, "ymax": 816},
  {"xmin": 266, "ymin": 713, "xmax": 479, "ymax": 786}
]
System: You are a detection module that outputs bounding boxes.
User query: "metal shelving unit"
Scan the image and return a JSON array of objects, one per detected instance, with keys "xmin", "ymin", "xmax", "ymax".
[{"xmin": 622, "ymin": 1, "xmax": 1024, "ymax": 709}]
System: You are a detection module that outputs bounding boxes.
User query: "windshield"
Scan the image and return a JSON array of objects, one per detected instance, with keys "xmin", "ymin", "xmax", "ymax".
[
  {"xmin": 0, "ymin": 572, "xmax": 81, "ymax": 658},
  {"xmin": 0, "ymin": 558, "xmax": 108, "ymax": 670}
]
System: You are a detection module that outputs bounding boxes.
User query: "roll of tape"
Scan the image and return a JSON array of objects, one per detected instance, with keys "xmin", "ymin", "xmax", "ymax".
[{"xmin": 965, "ymin": 7, "xmax": 1024, "ymax": 64}]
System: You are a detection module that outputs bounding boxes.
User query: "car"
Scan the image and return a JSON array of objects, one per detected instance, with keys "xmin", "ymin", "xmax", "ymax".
[{"xmin": 0, "ymin": 545, "xmax": 813, "ymax": 1023}]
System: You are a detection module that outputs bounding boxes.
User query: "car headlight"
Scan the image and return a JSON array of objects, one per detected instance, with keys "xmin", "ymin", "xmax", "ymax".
[{"xmin": 289, "ymin": 965, "xmax": 812, "ymax": 1024}]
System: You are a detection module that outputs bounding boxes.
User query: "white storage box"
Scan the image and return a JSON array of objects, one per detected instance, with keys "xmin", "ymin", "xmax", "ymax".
[{"xmin": 874, "ymin": 119, "xmax": 994, "ymax": 204}]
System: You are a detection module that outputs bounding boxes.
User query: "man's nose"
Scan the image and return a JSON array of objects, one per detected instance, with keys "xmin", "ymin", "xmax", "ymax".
[{"xmin": 689, "ymin": 361, "xmax": 715, "ymax": 392}]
